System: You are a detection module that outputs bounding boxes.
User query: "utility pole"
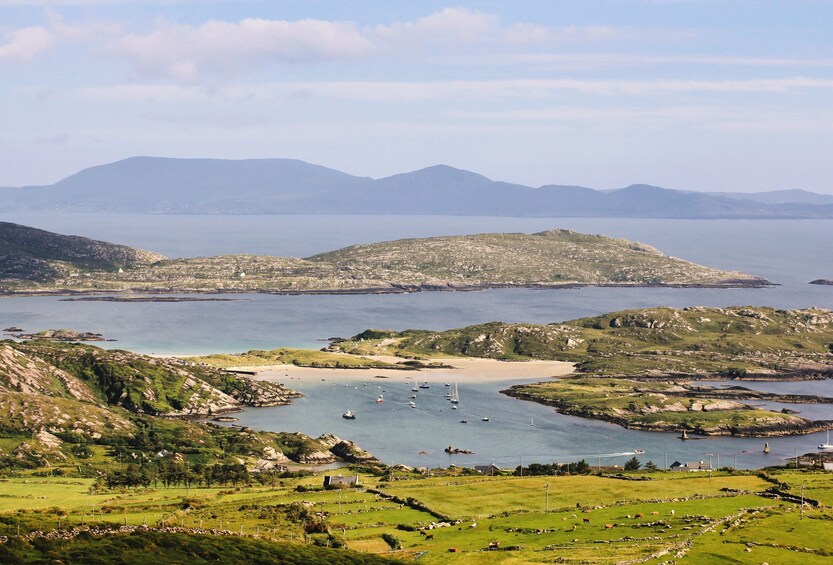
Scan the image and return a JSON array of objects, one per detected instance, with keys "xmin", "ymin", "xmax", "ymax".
[
  {"xmin": 545, "ymin": 483, "xmax": 549, "ymax": 513},
  {"xmin": 520, "ymin": 455, "xmax": 524, "ymax": 477},
  {"xmin": 665, "ymin": 451, "xmax": 668, "ymax": 471}
]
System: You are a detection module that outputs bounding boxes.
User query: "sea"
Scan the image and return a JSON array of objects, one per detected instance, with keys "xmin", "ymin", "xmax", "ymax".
[{"xmin": 2, "ymin": 213, "xmax": 833, "ymax": 470}]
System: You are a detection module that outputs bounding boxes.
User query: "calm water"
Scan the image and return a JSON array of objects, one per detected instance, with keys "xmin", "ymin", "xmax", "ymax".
[{"xmin": 3, "ymin": 213, "xmax": 833, "ymax": 468}]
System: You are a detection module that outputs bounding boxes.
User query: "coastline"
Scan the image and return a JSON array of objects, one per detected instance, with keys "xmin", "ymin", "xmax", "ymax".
[
  {"xmin": 0, "ymin": 277, "xmax": 774, "ymax": 299},
  {"xmin": 227, "ymin": 356, "xmax": 575, "ymax": 385}
]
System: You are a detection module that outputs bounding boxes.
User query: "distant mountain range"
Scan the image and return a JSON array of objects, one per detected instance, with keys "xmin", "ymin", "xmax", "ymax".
[{"xmin": 2, "ymin": 156, "xmax": 833, "ymax": 218}]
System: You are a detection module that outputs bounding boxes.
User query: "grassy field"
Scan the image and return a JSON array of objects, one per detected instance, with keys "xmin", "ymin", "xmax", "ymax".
[{"xmin": 2, "ymin": 467, "xmax": 833, "ymax": 563}]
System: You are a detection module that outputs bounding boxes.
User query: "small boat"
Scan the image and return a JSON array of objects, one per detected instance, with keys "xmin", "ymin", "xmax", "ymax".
[
  {"xmin": 634, "ymin": 449, "xmax": 645, "ymax": 454},
  {"xmin": 679, "ymin": 429, "xmax": 689, "ymax": 440},
  {"xmin": 459, "ymin": 419, "xmax": 468, "ymax": 424},
  {"xmin": 408, "ymin": 401, "xmax": 416, "ymax": 408},
  {"xmin": 376, "ymin": 394, "xmax": 384, "ymax": 403},
  {"xmin": 451, "ymin": 405, "xmax": 458, "ymax": 410},
  {"xmin": 450, "ymin": 383, "xmax": 460, "ymax": 404},
  {"xmin": 419, "ymin": 382, "xmax": 430, "ymax": 389},
  {"xmin": 481, "ymin": 417, "xmax": 489, "ymax": 422},
  {"xmin": 763, "ymin": 442, "xmax": 770, "ymax": 454},
  {"xmin": 820, "ymin": 430, "xmax": 833, "ymax": 450},
  {"xmin": 444, "ymin": 383, "xmax": 451, "ymax": 387},
  {"xmin": 530, "ymin": 417, "xmax": 535, "ymax": 427},
  {"xmin": 342, "ymin": 410, "xmax": 356, "ymax": 420},
  {"xmin": 410, "ymin": 394, "xmax": 417, "ymax": 399}
]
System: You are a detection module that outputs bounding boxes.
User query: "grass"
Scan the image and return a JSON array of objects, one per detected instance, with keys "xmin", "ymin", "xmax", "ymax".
[
  {"xmin": 188, "ymin": 348, "xmax": 404, "ymax": 369},
  {"xmin": 2, "ymin": 468, "xmax": 832, "ymax": 563}
]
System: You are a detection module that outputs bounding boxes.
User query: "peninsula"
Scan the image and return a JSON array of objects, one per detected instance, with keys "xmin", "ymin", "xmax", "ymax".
[
  {"xmin": 0, "ymin": 222, "xmax": 769, "ymax": 295},
  {"xmin": 0, "ymin": 339, "xmax": 378, "ymax": 471}
]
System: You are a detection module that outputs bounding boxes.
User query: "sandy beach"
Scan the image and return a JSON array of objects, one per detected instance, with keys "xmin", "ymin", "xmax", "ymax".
[{"xmin": 227, "ymin": 356, "xmax": 575, "ymax": 385}]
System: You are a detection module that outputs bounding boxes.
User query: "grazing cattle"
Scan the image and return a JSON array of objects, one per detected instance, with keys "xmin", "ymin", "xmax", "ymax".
[
  {"xmin": 604, "ymin": 524, "xmax": 614, "ymax": 529},
  {"xmin": 650, "ymin": 511, "xmax": 659, "ymax": 516},
  {"xmin": 572, "ymin": 524, "xmax": 577, "ymax": 531},
  {"xmin": 425, "ymin": 534, "xmax": 434, "ymax": 540},
  {"xmin": 670, "ymin": 510, "xmax": 675, "ymax": 516},
  {"xmin": 469, "ymin": 522, "xmax": 477, "ymax": 529},
  {"xmin": 583, "ymin": 518, "xmax": 591, "ymax": 524},
  {"xmin": 635, "ymin": 513, "xmax": 644, "ymax": 518},
  {"xmin": 626, "ymin": 515, "xmax": 632, "ymax": 519}
]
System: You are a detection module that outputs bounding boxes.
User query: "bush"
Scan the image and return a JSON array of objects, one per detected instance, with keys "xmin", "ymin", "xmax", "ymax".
[{"xmin": 381, "ymin": 533, "xmax": 402, "ymax": 550}]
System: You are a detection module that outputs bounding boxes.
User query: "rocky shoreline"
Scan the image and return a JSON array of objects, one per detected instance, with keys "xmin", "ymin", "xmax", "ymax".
[
  {"xmin": 0, "ymin": 277, "xmax": 774, "ymax": 299},
  {"xmin": 502, "ymin": 384, "xmax": 833, "ymax": 438}
]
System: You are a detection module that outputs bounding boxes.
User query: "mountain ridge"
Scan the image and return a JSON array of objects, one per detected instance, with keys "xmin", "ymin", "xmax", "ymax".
[{"xmin": 3, "ymin": 156, "xmax": 832, "ymax": 218}]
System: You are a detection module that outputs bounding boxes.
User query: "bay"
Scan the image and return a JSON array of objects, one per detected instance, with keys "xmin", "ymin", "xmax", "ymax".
[{"xmin": 2, "ymin": 213, "xmax": 833, "ymax": 469}]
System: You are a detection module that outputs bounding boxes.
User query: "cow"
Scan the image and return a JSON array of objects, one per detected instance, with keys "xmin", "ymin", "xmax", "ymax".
[
  {"xmin": 604, "ymin": 524, "xmax": 615, "ymax": 529},
  {"xmin": 583, "ymin": 518, "xmax": 591, "ymax": 524}
]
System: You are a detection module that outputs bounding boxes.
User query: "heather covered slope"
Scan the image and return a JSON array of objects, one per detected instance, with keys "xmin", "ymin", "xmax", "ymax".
[{"xmin": 0, "ymin": 221, "xmax": 165, "ymax": 282}]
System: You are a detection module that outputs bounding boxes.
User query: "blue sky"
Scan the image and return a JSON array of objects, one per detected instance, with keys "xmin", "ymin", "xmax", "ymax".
[{"xmin": 2, "ymin": 1, "xmax": 832, "ymax": 192}]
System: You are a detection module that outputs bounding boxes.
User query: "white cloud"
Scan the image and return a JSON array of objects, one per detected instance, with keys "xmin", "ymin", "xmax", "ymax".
[
  {"xmin": 106, "ymin": 18, "xmax": 373, "ymax": 82},
  {"xmin": 0, "ymin": 25, "xmax": 54, "ymax": 63},
  {"xmin": 100, "ymin": 8, "xmax": 619, "ymax": 81},
  {"xmin": 76, "ymin": 77, "xmax": 833, "ymax": 107}
]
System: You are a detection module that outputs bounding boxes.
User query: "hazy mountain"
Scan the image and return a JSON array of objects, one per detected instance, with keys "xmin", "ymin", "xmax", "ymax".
[
  {"xmin": 3, "ymin": 156, "xmax": 832, "ymax": 218},
  {"xmin": 706, "ymin": 189, "xmax": 833, "ymax": 206}
]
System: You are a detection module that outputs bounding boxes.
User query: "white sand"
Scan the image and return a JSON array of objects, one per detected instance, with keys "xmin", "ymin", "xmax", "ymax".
[{"xmin": 227, "ymin": 356, "xmax": 575, "ymax": 385}]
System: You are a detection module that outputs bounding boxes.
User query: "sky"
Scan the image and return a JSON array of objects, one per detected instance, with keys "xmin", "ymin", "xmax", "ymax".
[{"xmin": 1, "ymin": 1, "xmax": 833, "ymax": 193}]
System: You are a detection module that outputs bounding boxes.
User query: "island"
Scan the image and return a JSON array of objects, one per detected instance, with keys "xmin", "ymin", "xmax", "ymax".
[{"xmin": 0, "ymin": 221, "xmax": 770, "ymax": 296}]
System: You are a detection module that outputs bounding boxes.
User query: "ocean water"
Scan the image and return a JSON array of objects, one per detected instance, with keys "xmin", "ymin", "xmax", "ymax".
[{"xmin": 2, "ymin": 213, "xmax": 833, "ymax": 468}]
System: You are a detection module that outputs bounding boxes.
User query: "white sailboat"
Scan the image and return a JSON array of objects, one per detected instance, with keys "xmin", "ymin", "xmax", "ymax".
[
  {"xmin": 819, "ymin": 430, "xmax": 833, "ymax": 450},
  {"xmin": 411, "ymin": 375, "xmax": 419, "ymax": 393},
  {"xmin": 530, "ymin": 417, "xmax": 535, "ymax": 427},
  {"xmin": 449, "ymin": 383, "xmax": 459, "ymax": 404}
]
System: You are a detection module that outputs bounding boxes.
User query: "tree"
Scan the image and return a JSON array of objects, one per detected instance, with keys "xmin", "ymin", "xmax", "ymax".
[
  {"xmin": 644, "ymin": 460, "xmax": 658, "ymax": 471},
  {"xmin": 573, "ymin": 459, "xmax": 592, "ymax": 475},
  {"xmin": 624, "ymin": 457, "xmax": 641, "ymax": 471}
]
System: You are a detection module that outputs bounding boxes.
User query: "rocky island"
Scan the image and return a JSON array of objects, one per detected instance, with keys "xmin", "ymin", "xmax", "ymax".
[{"xmin": 0, "ymin": 222, "xmax": 770, "ymax": 296}]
